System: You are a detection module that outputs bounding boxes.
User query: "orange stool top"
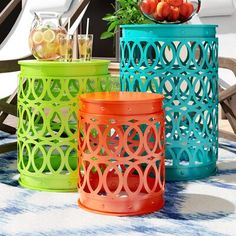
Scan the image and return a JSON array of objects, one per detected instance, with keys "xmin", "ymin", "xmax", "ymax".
[{"xmin": 79, "ymin": 92, "xmax": 164, "ymax": 116}]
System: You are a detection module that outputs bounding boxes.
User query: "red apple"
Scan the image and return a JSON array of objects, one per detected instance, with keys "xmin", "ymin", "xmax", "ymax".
[
  {"xmin": 156, "ymin": 2, "xmax": 171, "ymax": 18},
  {"xmin": 147, "ymin": 0, "xmax": 158, "ymax": 14},
  {"xmin": 153, "ymin": 10, "xmax": 165, "ymax": 21},
  {"xmin": 179, "ymin": 2, "xmax": 194, "ymax": 20},
  {"xmin": 140, "ymin": 0, "xmax": 157, "ymax": 15},
  {"xmin": 140, "ymin": 0, "xmax": 151, "ymax": 14},
  {"xmin": 167, "ymin": 0, "xmax": 183, "ymax": 7},
  {"xmin": 168, "ymin": 6, "xmax": 180, "ymax": 22}
]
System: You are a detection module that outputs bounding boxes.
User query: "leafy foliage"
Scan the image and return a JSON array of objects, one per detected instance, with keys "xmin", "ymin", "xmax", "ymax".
[{"xmin": 100, "ymin": 0, "xmax": 152, "ymax": 39}]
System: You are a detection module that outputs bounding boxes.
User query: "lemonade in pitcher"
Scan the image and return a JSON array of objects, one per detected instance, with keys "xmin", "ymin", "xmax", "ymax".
[{"xmin": 29, "ymin": 12, "xmax": 67, "ymax": 60}]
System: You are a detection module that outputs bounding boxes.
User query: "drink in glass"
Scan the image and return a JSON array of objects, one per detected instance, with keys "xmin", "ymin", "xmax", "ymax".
[
  {"xmin": 59, "ymin": 34, "xmax": 73, "ymax": 62},
  {"xmin": 78, "ymin": 34, "xmax": 93, "ymax": 61}
]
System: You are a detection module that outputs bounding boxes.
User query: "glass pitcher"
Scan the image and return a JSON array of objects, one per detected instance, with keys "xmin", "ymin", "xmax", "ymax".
[{"xmin": 28, "ymin": 12, "xmax": 67, "ymax": 60}]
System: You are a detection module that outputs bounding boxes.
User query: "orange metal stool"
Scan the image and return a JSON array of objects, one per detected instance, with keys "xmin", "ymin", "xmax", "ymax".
[{"xmin": 78, "ymin": 92, "xmax": 165, "ymax": 216}]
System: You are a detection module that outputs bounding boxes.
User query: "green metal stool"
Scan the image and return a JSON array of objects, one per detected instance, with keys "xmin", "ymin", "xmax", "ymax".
[{"xmin": 17, "ymin": 60, "xmax": 111, "ymax": 191}]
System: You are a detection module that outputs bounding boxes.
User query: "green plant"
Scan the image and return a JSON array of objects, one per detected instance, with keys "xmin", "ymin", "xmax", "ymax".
[{"xmin": 100, "ymin": 0, "xmax": 152, "ymax": 39}]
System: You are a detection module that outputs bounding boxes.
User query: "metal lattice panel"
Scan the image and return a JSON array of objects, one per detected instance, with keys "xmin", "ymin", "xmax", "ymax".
[
  {"xmin": 120, "ymin": 25, "xmax": 218, "ymax": 181},
  {"xmin": 78, "ymin": 110, "xmax": 165, "ymax": 215},
  {"xmin": 17, "ymin": 60, "xmax": 111, "ymax": 191}
]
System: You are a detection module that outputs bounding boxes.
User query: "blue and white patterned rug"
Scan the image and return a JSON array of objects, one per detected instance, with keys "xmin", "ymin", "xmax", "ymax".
[{"xmin": 0, "ymin": 131, "xmax": 236, "ymax": 236}]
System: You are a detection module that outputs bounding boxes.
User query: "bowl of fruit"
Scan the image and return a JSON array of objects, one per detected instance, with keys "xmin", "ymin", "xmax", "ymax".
[{"xmin": 139, "ymin": 0, "xmax": 201, "ymax": 24}]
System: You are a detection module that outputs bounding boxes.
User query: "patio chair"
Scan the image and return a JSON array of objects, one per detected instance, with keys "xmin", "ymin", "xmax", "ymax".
[
  {"xmin": 191, "ymin": 0, "xmax": 236, "ymax": 141},
  {"xmin": 0, "ymin": 0, "xmax": 90, "ymax": 153}
]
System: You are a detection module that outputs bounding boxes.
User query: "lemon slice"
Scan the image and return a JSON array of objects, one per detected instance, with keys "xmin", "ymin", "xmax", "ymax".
[
  {"xmin": 43, "ymin": 29, "xmax": 56, "ymax": 43},
  {"xmin": 32, "ymin": 31, "xmax": 43, "ymax": 44},
  {"xmin": 35, "ymin": 45, "xmax": 45, "ymax": 59}
]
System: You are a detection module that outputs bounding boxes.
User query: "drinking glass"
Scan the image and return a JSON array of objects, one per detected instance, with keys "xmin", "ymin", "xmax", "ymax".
[
  {"xmin": 78, "ymin": 34, "xmax": 93, "ymax": 61},
  {"xmin": 59, "ymin": 34, "xmax": 73, "ymax": 62}
]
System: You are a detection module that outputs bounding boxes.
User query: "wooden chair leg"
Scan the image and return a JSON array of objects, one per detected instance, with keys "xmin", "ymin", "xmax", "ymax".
[
  {"xmin": 219, "ymin": 129, "xmax": 236, "ymax": 142},
  {"xmin": 0, "ymin": 89, "xmax": 17, "ymax": 135},
  {"xmin": 0, "ymin": 123, "xmax": 16, "ymax": 134},
  {"xmin": 0, "ymin": 100, "xmax": 17, "ymax": 116},
  {"xmin": 220, "ymin": 99, "xmax": 236, "ymax": 134},
  {"xmin": 0, "ymin": 142, "xmax": 17, "ymax": 154}
]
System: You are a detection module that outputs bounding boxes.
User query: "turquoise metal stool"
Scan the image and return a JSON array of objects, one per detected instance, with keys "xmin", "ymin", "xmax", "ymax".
[{"xmin": 120, "ymin": 24, "xmax": 218, "ymax": 181}]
